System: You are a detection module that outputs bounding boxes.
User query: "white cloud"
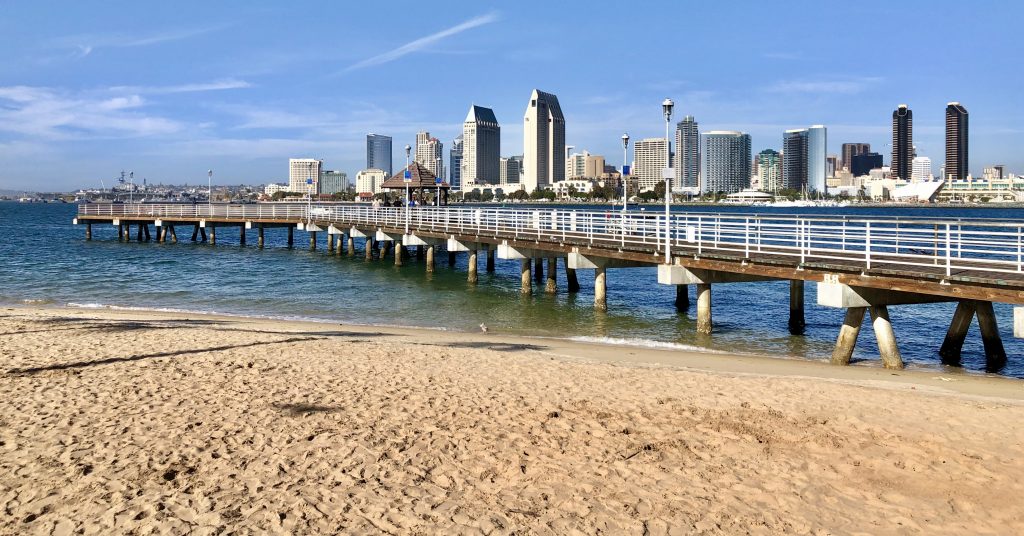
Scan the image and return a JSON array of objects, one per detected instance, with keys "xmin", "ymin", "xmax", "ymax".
[
  {"xmin": 342, "ymin": 12, "xmax": 499, "ymax": 73},
  {"xmin": 765, "ymin": 78, "xmax": 882, "ymax": 95},
  {"xmin": 53, "ymin": 25, "xmax": 228, "ymax": 58},
  {"xmin": 0, "ymin": 86, "xmax": 182, "ymax": 139},
  {"xmin": 108, "ymin": 79, "xmax": 252, "ymax": 94}
]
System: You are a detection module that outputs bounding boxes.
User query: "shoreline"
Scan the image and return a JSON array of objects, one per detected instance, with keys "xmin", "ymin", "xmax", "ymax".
[{"xmin": 11, "ymin": 302, "xmax": 1024, "ymax": 401}]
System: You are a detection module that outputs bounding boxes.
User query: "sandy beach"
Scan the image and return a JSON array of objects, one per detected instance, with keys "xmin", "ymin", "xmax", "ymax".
[{"xmin": 1, "ymin": 305, "xmax": 1023, "ymax": 534}]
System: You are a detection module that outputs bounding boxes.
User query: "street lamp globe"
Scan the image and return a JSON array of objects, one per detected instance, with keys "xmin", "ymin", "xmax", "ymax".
[
  {"xmin": 662, "ymin": 98, "xmax": 674, "ymax": 121},
  {"xmin": 621, "ymin": 133, "xmax": 629, "ymax": 148}
]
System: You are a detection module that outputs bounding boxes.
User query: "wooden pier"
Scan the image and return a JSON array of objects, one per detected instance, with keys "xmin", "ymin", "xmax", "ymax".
[{"xmin": 75, "ymin": 203, "xmax": 1024, "ymax": 371}]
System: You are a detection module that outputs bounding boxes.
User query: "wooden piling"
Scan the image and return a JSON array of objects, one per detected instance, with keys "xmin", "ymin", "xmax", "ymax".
[
  {"xmin": 594, "ymin": 266, "xmax": 607, "ymax": 310},
  {"xmin": 191, "ymin": 225, "xmax": 199, "ymax": 242},
  {"xmin": 209, "ymin": 226, "xmax": 216, "ymax": 245},
  {"xmin": 975, "ymin": 301, "xmax": 1007, "ymax": 371},
  {"xmin": 199, "ymin": 227, "xmax": 207, "ymax": 242},
  {"xmin": 534, "ymin": 257, "xmax": 544, "ymax": 284},
  {"xmin": 468, "ymin": 250, "xmax": 478, "ymax": 284},
  {"xmin": 520, "ymin": 259, "xmax": 532, "ymax": 295},
  {"xmin": 239, "ymin": 226, "xmax": 246, "ymax": 246},
  {"xmin": 486, "ymin": 247, "xmax": 495, "ymax": 272},
  {"xmin": 85, "ymin": 223, "xmax": 92, "ymax": 241},
  {"xmin": 675, "ymin": 285, "xmax": 689, "ymax": 310},
  {"xmin": 696, "ymin": 283, "xmax": 712, "ymax": 335},
  {"xmin": 789, "ymin": 280, "xmax": 806, "ymax": 335},
  {"xmin": 566, "ymin": 258, "xmax": 580, "ymax": 293},
  {"xmin": 287, "ymin": 226, "xmax": 294, "ymax": 247},
  {"xmin": 309, "ymin": 231, "xmax": 317, "ymax": 250},
  {"xmin": 426, "ymin": 245, "xmax": 435, "ymax": 272},
  {"xmin": 257, "ymin": 225, "xmax": 265, "ymax": 248},
  {"xmin": 939, "ymin": 300, "xmax": 976, "ymax": 366},
  {"xmin": 347, "ymin": 235, "xmax": 355, "ymax": 256},
  {"xmin": 545, "ymin": 258, "xmax": 557, "ymax": 293},
  {"xmin": 830, "ymin": 307, "xmax": 866, "ymax": 365},
  {"xmin": 169, "ymin": 226, "xmax": 177, "ymax": 244},
  {"xmin": 869, "ymin": 305, "xmax": 904, "ymax": 370}
]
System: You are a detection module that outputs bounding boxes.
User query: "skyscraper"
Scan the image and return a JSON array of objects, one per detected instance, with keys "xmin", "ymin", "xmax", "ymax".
[
  {"xmin": 674, "ymin": 115, "xmax": 700, "ymax": 189},
  {"xmin": 633, "ymin": 138, "xmax": 668, "ymax": 192},
  {"xmin": 522, "ymin": 89, "xmax": 566, "ymax": 192},
  {"xmin": 702, "ymin": 131, "xmax": 751, "ymax": 194},
  {"xmin": 499, "ymin": 157, "xmax": 522, "ymax": 185},
  {"xmin": 461, "ymin": 105, "xmax": 501, "ymax": 186},
  {"xmin": 782, "ymin": 129, "xmax": 808, "ymax": 191},
  {"xmin": 288, "ymin": 158, "xmax": 322, "ymax": 194},
  {"xmin": 366, "ymin": 134, "xmax": 392, "ymax": 177},
  {"xmin": 841, "ymin": 143, "xmax": 871, "ymax": 171},
  {"xmin": 945, "ymin": 102, "xmax": 969, "ymax": 180},
  {"xmin": 449, "ymin": 135, "xmax": 463, "ymax": 191},
  {"xmin": 911, "ymin": 156, "xmax": 933, "ymax": 182},
  {"xmin": 807, "ymin": 125, "xmax": 827, "ymax": 192},
  {"xmin": 318, "ymin": 170, "xmax": 348, "ymax": 195},
  {"xmin": 892, "ymin": 105, "xmax": 913, "ymax": 180},
  {"xmin": 851, "ymin": 153, "xmax": 883, "ymax": 177},
  {"xmin": 415, "ymin": 131, "xmax": 444, "ymax": 179},
  {"xmin": 757, "ymin": 149, "xmax": 782, "ymax": 193}
]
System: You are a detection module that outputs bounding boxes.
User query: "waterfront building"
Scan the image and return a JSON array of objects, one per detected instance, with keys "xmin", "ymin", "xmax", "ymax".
[
  {"xmin": 807, "ymin": 125, "xmax": 827, "ymax": 192},
  {"xmin": 566, "ymin": 152, "xmax": 588, "ymax": 179},
  {"xmin": 633, "ymin": 138, "xmax": 668, "ymax": 192},
  {"xmin": 318, "ymin": 170, "xmax": 348, "ymax": 195},
  {"xmin": 366, "ymin": 134, "xmax": 393, "ymax": 177},
  {"xmin": 892, "ymin": 105, "xmax": 913, "ymax": 180},
  {"xmin": 462, "ymin": 105, "xmax": 501, "ymax": 186},
  {"xmin": 584, "ymin": 154, "xmax": 606, "ymax": 180},
  {"xmin": 984, "ymin": 165, "xmax": 1005, "ymax": 180},
  {"xmin": 782, "ymin": 130, "xmax": 808, "ymax": 191},
  {"xmin": 911, "ymin": 157, "xmax": 933, "ymax": 182},
  {"xmin": 674, "ymin": 115, "xmax": 700, "ymax": 189},
  {"xmin": 522, "ymin": 89, "xmax": 566, "ymax": 192},
  {"xmin": 449, "ymin": 135, "xmax": 463, "ymax": 191},
  {"xmin": 702, "ymin": 131, "xmax": 751, "ymax": 194},
  {"xmin": 851, "ymin": 152, "xmax": 884, "ymax": 177},
  {"xmin": 945, "ymin": 102, "xmax": 969, "ymax": 180},
  {"xmin": 826, "ymin": 155, "xmax": 839, "ymax": 178},
  {"xmin": 288, "ymin": 158, "xmax": 322, "ymax": 194},
  {"xmin": 499, "ymin": 156, "xmax": 522, "ymax": 185},
  {"xmin": 415, "ymin": 131, "xmax": 444, "ymax": 179},
  {"xmin": 355, "ymin": 168, "xmax": 387, "ymax": 195},
  {"xmin": 264, "ymin": 183, "xmax": 289, "ymax": 196},
  {"xmin": 756, "ymin": 149, "xmax": 782, "ymax": 193},
  {"xmin": 841, "ymin": 143, "xmax": 871, "ymax": 171}
]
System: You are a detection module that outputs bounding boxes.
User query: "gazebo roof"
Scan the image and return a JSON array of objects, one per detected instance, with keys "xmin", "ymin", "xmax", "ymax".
[{"xmin": 382, "ymin": 161, "xmax": 450, "ymax": 189}]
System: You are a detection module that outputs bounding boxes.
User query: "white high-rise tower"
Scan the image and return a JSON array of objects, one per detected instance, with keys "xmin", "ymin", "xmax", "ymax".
[
  {"xmin": 461, "ymin": 105, "xmax": 501, "ymax": 186},
  {"xmin": 522, "ymin": 89, "xmax": 566, "ymax": 193}
]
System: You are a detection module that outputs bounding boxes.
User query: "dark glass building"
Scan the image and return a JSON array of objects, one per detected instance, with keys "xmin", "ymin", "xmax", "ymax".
[
  {"xmin": 841, "ymin": 143, "xmax": 871, "ymax": 171},
  {"xmin": 851, "ymin": 152, "xmax": 884, "ymax": 177},
  {"xmin": 945, "ymin": 102, "xmax": 969, "ymax": 180},
  {"xmin": 891, "ymin": 105, "xmax": 913, "ymax": 180},
  {"xmin": 366, "ymin": 134, "xmax": 393, "ymax": 177}
]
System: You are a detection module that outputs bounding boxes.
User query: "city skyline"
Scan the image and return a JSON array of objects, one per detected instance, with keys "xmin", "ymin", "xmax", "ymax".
[{"xmin": 0, "ymin": 1, "xmax": 1022, "ymax": 190}]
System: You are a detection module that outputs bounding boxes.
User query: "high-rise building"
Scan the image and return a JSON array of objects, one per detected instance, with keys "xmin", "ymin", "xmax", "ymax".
[
  {"xmin": 318, "ymin": 170, "xmax": 348, "ymax": 195},
  {"xmin": 782, "ymin": 130, "xmax": 808, "ymax": 191},
  {"xmin": 911, "ymin": 156, "xmax": 933, "ymax": 182},
  {"xmin": 807, "ymin": 125, "xmax": 827, "ymax": 192},
  {"xmin": 633, "ymin": 138, "xmax": 668, "ymax": 192},
  {"xmin": 415, "ymin": 131, "xmax": 444, "ymax": 179},
  {"xmin": 461, "ymin": 105, "xmax": 501, "ymax": 186},
  {"xmin": 851, "ymin": 152, "xmax": 884, "ymax": 177},
  {"xmin": 674, "ymin": 115, "xmax": 700, "ymax": 189},
  {"xmin": 841, "ymin": 143, "xmax": 871, "ymax": 171},
  {"xmin": 566, "ymin": 152, "xmax": 588, "ymax": 178},
  {"xmin": 584, "ymin": 154, "xmax": 606, "ymax": 179},
  {"xmin": 945, "ymin": 102, "xmax": 969, "ymax": 180},
  {"xmin": 499, "ymin": 156, "xmax": 522, "ymax": 185},
  {"xmin": 355, "ymin": 168, "xmax": 387, "ymax": 195},
  {"xmin": 366, "ymin": 134, "xmax": 392, "ymax": 177},
  {"xmin": 757, "ymin": 149, "xmax": 782, "ymax": 193},
  {"xmin": 449, "ymin": 135, "xmax": 463, "ymax": 191},
  {"xmin": 702, "ymin": 131, "xmax": 751, "ymax": 194},
  {"xmin": 892, "ymin": 105, "xmax": 913, "ymax": 180},
  {"xmin": 288, "ymin": 158, "xmax": 322, "ymax": 194},
  {"xmin": 826, "ymin": 155, "xmax": 839, "ymax": 178},
  {"xmin": 522, "ymin": 89, "xmax": 566, "ymax": 192}
]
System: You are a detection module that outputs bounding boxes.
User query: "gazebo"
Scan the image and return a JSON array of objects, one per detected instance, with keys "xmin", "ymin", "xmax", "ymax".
[{"xmin": 382, "ymin": 161, "xmax": 451, "ymax": 206}]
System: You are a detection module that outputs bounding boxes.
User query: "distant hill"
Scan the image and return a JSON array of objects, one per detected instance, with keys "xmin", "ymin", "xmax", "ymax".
[{"xmin": 0, "ymin": 189, "xmax": 32, "ymax": 197}]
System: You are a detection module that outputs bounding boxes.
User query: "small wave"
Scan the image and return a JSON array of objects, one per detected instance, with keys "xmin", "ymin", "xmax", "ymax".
[
  {"xmin": 21, "ymin": 298, "xmax": 55, "ymax": 305},
  {"xmin": 566, "ymin": 336, "xmax": 725, "ymax": 353}
]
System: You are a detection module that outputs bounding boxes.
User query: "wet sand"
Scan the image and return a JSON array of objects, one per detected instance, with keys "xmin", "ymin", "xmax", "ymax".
[{"xmin": 1, "ymin": 305, "xmax": 1023, "ymax": 534}]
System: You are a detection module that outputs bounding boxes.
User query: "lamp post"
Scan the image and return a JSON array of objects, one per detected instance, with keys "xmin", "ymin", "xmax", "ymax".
[
  {"xmin": 662, "ymin": 97, "xmax": 674, "ymax": 264},
  {"xmin": 128, "ymin": 171, "xmax": 134, "ymax": 206},
  {"xmin": 405, "ymin": 144, "xmax": 412, "ymax": 234},
  {"xmin": 207, "ymin": 169, "xmax": 212, "ymax": 210},
  {"xmin": 621, "ymin": 133, "xmax": 629, "ymax": 214},
  {"xmin": 306, "ymin": 162, "xmax": 313, "ymax": 224}
]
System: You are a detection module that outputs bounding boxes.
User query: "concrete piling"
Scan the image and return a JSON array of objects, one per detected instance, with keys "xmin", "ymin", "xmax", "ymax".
[
  {"xmin": 380, "ymin": 241, "xmax": 391, "ymax": 260},
  {"xmin": 520, "ymin": 259, "xmax": 532, "ymax": 295},
  {"xmin": 337, "ymin": 234, "xmax": 345, "ymax": 254},
  {"xmin": 566, "ymin": 259, "xmax": 580, "ymax": 293},
  {"xmin": 365, "ymin": 237, "xmax": 374, "ymax": 260},
  {"xmin": 830, "ymin": 307, "xmax": 866, "ymax": 365},
  {"xmin": 395, "ymin": 244, "xmax": 404, "ymax": 266},
  {"xmin": 675, "ymin": 285, "xmax": 689, "ymax": 310},
  {"xmin": 157, "ymin": 226, "xmax": 165, "ymax": 243},
  {"xmin": 209, "ymin": 226, "xmax": 216, "ymax": 245},
  {"xmin": 348, "ymin": 235, "xmax": 355, "ymax": 256},
  {"xmin": 426, "ymin": 245, "xmax": 435, "ymax": 272},
  {"xmin": 327, "ymin": 233, "xmax": 334, "ymax": 252},
  {"xmin": 136, "ymin": 224, "xmax": 143, "ymax": 242},
  {"xmin": 789, "ymin": 280, "xmax": 806, "ymax": 335},
  {"xmin": 545, "ymin": 258, "xmax": 557, "ymax": 293},
  {"xmin": 169, "ymin": 226, "xmax": 177, "ymax": 244},
  {"xmin": 257, "ymin": 225, "xmax": 265, "ymax": 248},
  {"xmin": 975, "ymin": 301, "xmax": 1007, "ymax": 371},
  {"xmin": 534, "ymin": 257, "xmax": 544, "ymax": 284},
  {"xmin": 869, "ymin": 305, "xmax": 904, "ymax": 370},
  {"xmin": 191, "ymin": 225, "xmax": 199, "ymax": 242},
  {"xmin": 199, "ymin": 227, "xmax": 207, "ymax": 242},
  {"xmin": 143, "ymin": 225, "xmax": 151, "ymax": 241},
  {"xmin": 468, "ymin": 250, "xmax": 478, "ymax": 284},
  {"xmin": 448, "ymin": 251, "xmax": 456, "ymax": 267},
  {"xmin": 594, "ymin": 266, "xmax": 607, "ymax": 310},
  {"xmin": 696, "ymin": 283, "xmax": 712, "ymax": 335},
  {"xmin": 417, "ymin": 245, "xmax": 424, "ymax": 259},
  {"xmin": 85, "ymin": 223, "xmax": 92, "ymax": 241}
]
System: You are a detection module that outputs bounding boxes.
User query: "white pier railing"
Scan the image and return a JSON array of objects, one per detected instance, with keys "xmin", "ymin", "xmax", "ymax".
[{"xmin": 79, "ymin": 203, "xmax": 1024, "ymax": 278}]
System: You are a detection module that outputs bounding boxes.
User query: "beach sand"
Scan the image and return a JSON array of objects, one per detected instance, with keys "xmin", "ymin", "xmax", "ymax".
[{"xmin": 1, "ymin": 306, "xmax": 1023, "ymax": 535}]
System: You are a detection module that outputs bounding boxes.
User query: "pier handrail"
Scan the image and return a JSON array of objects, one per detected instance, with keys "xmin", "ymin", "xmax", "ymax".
[{"xmin": 79, "ymin": 203, "xmax": 1024, "ymax": 278}]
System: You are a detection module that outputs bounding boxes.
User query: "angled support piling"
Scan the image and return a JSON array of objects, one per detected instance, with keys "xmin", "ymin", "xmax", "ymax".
[
  {"xmin": 869, "ymin": 305, "xmax": 904, "ymax": 370},
  {"xmin": 939, "ymin": 300, "xmax": 976, "ymax": 366},
  {"xmin": 191, "ymin": 225, "xmax": 199, "ymax": 242},
  {"xmin": 831, "ymin": 307, "xmax": 867, "ymax": 365},
  {"xmin": 976, "ymin": 301, "xmax": 1007, "ymax": 371}
]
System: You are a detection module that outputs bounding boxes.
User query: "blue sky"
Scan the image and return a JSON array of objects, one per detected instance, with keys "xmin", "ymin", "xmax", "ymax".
[{"xmin": 0, "ymin": 0, "xmax": 1021, "ymax": 190}]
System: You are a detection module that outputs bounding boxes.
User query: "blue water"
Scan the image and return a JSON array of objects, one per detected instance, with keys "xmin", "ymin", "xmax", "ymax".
[{"xmin": 2, "ymin": 201, "xmax": 1022, "ymax": 377}]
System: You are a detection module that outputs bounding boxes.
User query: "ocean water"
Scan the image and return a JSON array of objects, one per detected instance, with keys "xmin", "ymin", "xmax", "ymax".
[{"xmin": 2, "ymin": 201, "xmax": 1023, "ymax": 377}]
